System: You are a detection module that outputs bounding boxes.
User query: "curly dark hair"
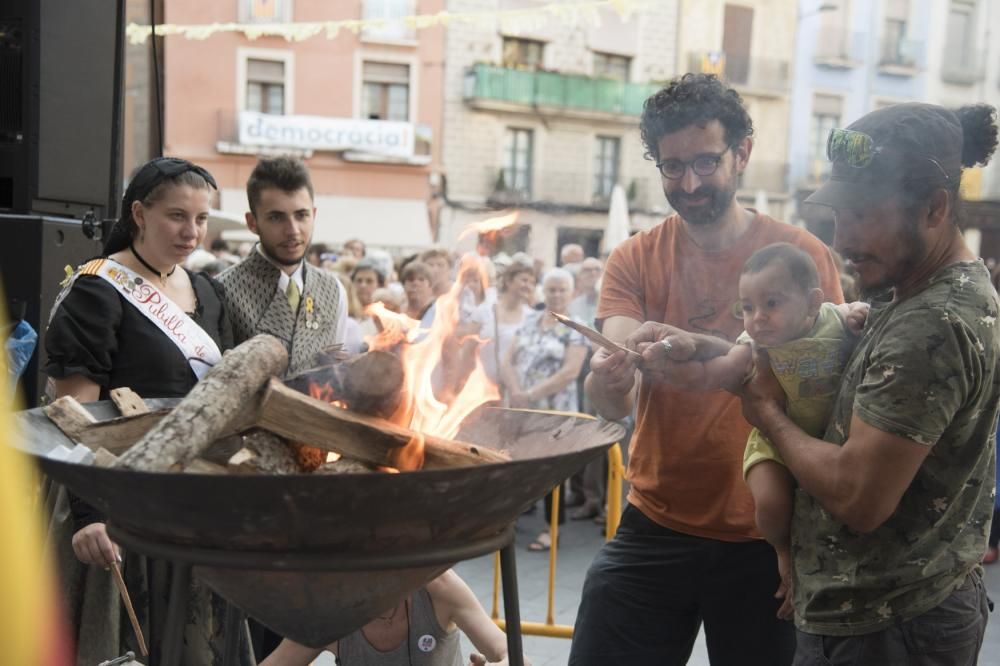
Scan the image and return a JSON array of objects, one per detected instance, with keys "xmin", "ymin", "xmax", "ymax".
[{"xmin": 639, "ymin": 73, "xmax": 754, "ymax": 162}]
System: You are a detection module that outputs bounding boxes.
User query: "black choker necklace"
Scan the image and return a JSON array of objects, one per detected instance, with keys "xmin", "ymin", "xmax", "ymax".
[{"xmin": 131, "ymin": 245, "xmax": 176, "ymax": 282}]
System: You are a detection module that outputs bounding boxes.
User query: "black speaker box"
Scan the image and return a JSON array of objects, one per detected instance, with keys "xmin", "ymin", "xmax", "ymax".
[
  {"xmin": 1, "ymin": 214, "xmax": 103, "ymax": 406},
  {"xmin": 0, "ymin": 0, "xmax": 125, "ymax": 219}
]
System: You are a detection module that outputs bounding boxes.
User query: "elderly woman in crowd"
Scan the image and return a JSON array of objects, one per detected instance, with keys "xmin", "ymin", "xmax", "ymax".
[
  {"xmin": 501, "ymin": 268, "xmax": 589, "ymax": 550},
  {"xmin": 469, "ymin": 258, "xmax": 536, "ymax": 391},
  {"xmin": 44, "ymin": 157, "xmax": 247, "ymax": 663}
]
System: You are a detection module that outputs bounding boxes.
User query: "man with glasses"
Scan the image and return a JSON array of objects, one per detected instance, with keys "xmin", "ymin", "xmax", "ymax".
[
  {"xmin": 739, "ymin": 103, "xmax": 999, "ymax": 664},
  {"xmin": 569, "ymin": 73, "xmax": 843, "ymax": 665}
]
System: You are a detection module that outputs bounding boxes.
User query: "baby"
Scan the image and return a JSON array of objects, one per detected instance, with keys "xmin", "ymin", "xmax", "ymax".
[{"xmin": 661, "ymin": 242, "xmax": 867, "ymax": 611}]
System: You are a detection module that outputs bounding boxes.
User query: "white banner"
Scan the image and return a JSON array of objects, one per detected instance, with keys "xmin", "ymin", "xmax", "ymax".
[{"xmin": 238, "ymin": 111, "xmax": 415, "ymax": 157}]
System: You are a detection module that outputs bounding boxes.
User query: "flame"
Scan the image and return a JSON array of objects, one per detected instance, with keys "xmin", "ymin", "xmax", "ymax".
[
  {"xmin": 458, "ymin": 212, "xmax": 520, "ymax": 247},
  {"xmin": 306, "ymin": 254, "xmax": 500, "ymax": 472}
]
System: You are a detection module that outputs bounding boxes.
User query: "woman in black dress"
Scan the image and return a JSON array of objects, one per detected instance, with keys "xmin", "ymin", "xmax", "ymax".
[{"xmin": 45, "ymin": 157, "xmax": 248, "ymax": 664}]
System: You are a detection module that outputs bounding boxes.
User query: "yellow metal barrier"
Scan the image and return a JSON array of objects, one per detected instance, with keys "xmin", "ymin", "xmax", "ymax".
[{"xmin": 490, "ymin": 411, "xmax": 625, "ymax": 641}]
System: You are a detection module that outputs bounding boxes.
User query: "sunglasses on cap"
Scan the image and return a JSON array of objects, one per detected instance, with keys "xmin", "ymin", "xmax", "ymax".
[{"xmin": 826, "ymin": 128, "xmax": 950, "ymax": 180}]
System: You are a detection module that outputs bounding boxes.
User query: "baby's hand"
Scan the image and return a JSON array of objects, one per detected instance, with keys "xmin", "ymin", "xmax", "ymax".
[{"xmin": 844, "ymin": 301, "xmax": 870, "ymax": 336}]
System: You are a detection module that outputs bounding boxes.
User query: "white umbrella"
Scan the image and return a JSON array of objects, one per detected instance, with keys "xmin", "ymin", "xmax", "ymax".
[
  {"xmin": 603, "ymin": 184, "xmax": 631, "ymax": 256},
  {"xmin": 754, "ymin": 189, "xmax": 771, "ymax": 217}
]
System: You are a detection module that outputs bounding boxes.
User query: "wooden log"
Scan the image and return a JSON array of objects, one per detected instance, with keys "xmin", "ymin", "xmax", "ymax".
[
  {"xmin": 75, "ymin": 409, "xmax": 170, "ymax": 454},
  {"xmin": 110, "ymin": 387, "xmax": 150, "ymax": 417},
  {"xmin": 314, "ymin": 458, "xmax": 376, "ymax": 474},
  {"xmin": 43, "ymin": 396, "xmax": 96, "ymax": 442},
  {"xmin": 238, "ymin": 429, "xmax": 300, "ymax": 474},
  {"xmin": 256, "ymin": 379, "xmax": 510, "ymax": 470},
  {"xmin": 115, "ymin": 335, "xmax": 289, "ymax": 472},
  {"xmin": 93, "ymin": 447, "xmax": 120, "ymax": 468},
  {"xmin": 183, "ymin": 458, "xmax": 229, "ymax": 475},
  {"xmin": 283, "ymin": 350, "xmax": 404, "ymax": 420}
]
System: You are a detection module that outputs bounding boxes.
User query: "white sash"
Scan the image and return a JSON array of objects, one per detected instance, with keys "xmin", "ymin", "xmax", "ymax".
[{"xmin": 54, "ymin": 259, "xmax": 222, "ymax": 380}]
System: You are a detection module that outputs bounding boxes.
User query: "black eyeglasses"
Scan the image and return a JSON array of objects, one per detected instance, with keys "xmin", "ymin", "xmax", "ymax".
[{"xmin": 655, "ymin": 149, "xmax": 731, "ymax": 180}]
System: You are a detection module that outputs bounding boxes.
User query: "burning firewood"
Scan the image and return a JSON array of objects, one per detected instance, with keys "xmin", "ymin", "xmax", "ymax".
[
  {"xmin": 284, "ymin": 350, "xmax": 405, "ymax": 420},
  {"xmin": 314, "ymin": 458, "xmax": 376, "ymax": 474},
  {"xmin": 256, "ymin": 379, "xmax": 510, "ymax": 471},
  {"xmin": 225, "ymin": 429, "xmax": 300, "ymax": 475},
  {"xmin": 115, "ymin": 335, "xmax": 288, "ymax": 472}
]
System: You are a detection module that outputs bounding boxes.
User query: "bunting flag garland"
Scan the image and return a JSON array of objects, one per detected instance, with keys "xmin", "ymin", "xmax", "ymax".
[{"xmin": 125, "ymin": 0, "xmax": 655, "ymax": 45}]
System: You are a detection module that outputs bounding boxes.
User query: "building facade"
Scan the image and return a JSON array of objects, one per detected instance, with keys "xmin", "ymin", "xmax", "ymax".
[
  {"xmin": 924, "ymin": 0, "xmax": 1000, "ymax": 263},
  {"xmin": 678, "ymin": 0, "xmax": 799, "ymax": 221},
  {"xmin": 162, "ymin": 0, "xmax": 444, "ymax": 253},
  {"xmin": 437, "ymin": 0, "xmax": 680, "ymax": 265},
  {"xmin": 787, "ymin": 0, "xmax": 931, "ymax": 239}
]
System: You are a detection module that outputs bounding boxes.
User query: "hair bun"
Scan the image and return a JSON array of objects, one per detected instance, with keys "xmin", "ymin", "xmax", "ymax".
[{"xmin": 956, "ymin": 104, "xmax": 998, "ymax": 168}]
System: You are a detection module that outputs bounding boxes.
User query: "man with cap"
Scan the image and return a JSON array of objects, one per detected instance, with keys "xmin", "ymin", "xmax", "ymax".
[
  {"xmin": 219, "ymin": 156, "xmax": 347, "ymax": 378},
  {"xmin": 739, "ymin": 103, "xmax": 1000, "ymax": 663}
]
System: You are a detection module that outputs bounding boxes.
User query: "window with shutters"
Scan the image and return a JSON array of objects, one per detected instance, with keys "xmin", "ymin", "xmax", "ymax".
[
  {"xmin": 880, "ymin": 0, "xmax": 914, "ymax": 67},
  {"xmin": 502, "ymin": 38, "xmax": 544, "ymax": 69},
  {"xmin": 361, "ymin": 0, "xmax": 417, "ymax": 42},
  {"xmin": 502, "ymin": 128, "xmax": 533, "ymax": 197},
  {"xmin": 809, "ymin": 94, "xmax": 842, "ymax": 181},
  {"xmin": 593, "ymin": 53, "xmax": 630, "ymax": 81},
  {"xmin": 246, "ymin": 59, "xmax": 286, "ymax": 115},
  {"xmin": 942, "ymin": 0, "xmax": 980, "ymax": 82},
  {"xmin": 239, "ymin": 0, "xmax": 292, "ymax": 23},
  {"xmin": 361, "ymin": 61, "xmax": 411, "ymax": 121},
  {"xmin": 593, "ymin": 136, "xmax": 620, "ymax": 201}
]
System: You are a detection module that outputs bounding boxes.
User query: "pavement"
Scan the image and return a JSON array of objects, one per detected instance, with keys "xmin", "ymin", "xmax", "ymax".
[{"xmin": 316, "ymin": 506, "xmax": 1000, "ymax": 665}]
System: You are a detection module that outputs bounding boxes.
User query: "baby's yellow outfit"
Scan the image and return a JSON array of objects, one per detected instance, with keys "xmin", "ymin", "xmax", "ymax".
[{"xmin": 737, "ymin": 302, "xmax": 853, "ymax": 477}]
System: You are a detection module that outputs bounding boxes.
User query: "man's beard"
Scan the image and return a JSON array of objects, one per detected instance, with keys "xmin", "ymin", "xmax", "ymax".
[
  {"xmin": 665, "ymin": 180, "xmax": 738, "ymax": 226},
  {"xmin": 260, "ymin": 237, "xmax": 308, "ymax": 267},
  {"xmin": 856, "ymin": 221, "xmax": 926, "ymax": 296}
]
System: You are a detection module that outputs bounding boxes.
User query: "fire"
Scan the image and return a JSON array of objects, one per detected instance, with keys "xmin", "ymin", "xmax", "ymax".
[
  {"xmin": 365, "ymin": 253, "xmax": 501, "ymax": 467},
  {"xmin": 458, "ymin": 212, "xmax": 520, "ymax": 250}
]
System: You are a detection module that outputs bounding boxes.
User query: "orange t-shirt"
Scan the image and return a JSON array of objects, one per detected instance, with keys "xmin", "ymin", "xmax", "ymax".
[{"xmin": 598, "ymin": 213, "xmax": 844, "ymax": 542}]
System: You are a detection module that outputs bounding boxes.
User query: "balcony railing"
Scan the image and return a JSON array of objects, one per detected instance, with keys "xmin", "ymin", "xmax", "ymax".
[
  {"xmin": 942, "ymin": 49, "xmax": 986, "ymax": 85},
  {"xmin": 687, "ymin": 52, "xmax": 790, "ymax": 93},
  {"xmin": 878, "ymin": 37, "xmax": 923, "ymax": 71},
  {"xmin": 464, "ymin": 64, "xmax": 660, "ymax": 116},
  {"xmin": 480, "ymin": 166, "xmax": 659, "ymax": 210}
]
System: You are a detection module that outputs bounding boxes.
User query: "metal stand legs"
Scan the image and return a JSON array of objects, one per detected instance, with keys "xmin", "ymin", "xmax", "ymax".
[{"xmin": 500, "ymin": 541, "xmax": 524, "ymax": 666}]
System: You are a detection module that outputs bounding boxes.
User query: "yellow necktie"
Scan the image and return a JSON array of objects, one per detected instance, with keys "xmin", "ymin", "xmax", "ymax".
[{"xmin": 286, "ymin": 279, "xmax": 301, "ymax": 312}]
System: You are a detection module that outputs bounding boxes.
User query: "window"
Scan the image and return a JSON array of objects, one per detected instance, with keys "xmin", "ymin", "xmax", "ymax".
[
  {"xmin": 362, "ymin": 0, "xmax": 416, "ymax": 42},
  {"xmin": 815, "ymin": 0, "xmax": 851, "ymax": 60},
  {"xmin": 239, "ymin": 0, "xmax": 292, "ymax": 23},
  {"xmin": 502, "ymin": 38, "xmax": 544, "ymax": 69},
  {"xmin": 361, "ymin": 62, "xmax": 410, "ymax": 121},
  {"xmin": 593, "ymin": 136, "xmax": 620, "ymax": 200},
  {"xmin": 809, "ymin": 94, "xmax": 842, "ymax": 181},
  {"xmin": 593, "ymin": 53, "xmax": 630, "ymax": 81},
  {"xmin": 880, "ymin": 0, "xmax": 913, "ymax": 66},
  {"xmin": 943, "ymin": 0, "xmax": 977, "ymax": 75},
  {"xmin": 246, "ymin": 59, "xmax": 285, "ymax": 114},
  {"xmin": 722, "ymin": 4, "xmax": 754, "ymax": 84},
  {"xmin": 502, "ymin": 128, "xmax": 533, "ymax": 197}
]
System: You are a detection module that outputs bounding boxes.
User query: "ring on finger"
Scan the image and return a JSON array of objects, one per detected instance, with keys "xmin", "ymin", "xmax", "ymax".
[{"xmin": 660, "ymin": 339, "xmax": 673, "ymax": 354}]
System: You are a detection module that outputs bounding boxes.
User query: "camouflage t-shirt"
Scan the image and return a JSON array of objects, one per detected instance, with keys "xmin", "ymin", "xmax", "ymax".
[{"xmin": 793, "ymin": 261, "xmax": 1000, "ymax": 636}]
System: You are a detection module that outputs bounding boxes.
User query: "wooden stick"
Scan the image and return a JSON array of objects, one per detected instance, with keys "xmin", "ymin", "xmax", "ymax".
[
  {"xmin": 256, "ymin": 379, "xmax": 509, "ymax": 470},
  {"xmin": 549, "ymin": 312, "xmax": 643, "ymax": 363},
  {"xmin": 43, "ymin": 396, "xmax": 96, "ymax": 442},
  {"xmin": 109, "ymin": 387, "xmax": 150, "ymax": 417},
  {"xmin": 116, "ymin": 335, "xmax": 289, "ymax": 472},
  {"xmin": 110, "ymin": 561, "xmax": 148, "ymax": 657}
]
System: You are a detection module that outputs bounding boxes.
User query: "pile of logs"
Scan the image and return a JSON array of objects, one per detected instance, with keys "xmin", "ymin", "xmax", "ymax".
[{"xmin": 44, "ymin": 335, "xmax": 509, "ymax": 475}]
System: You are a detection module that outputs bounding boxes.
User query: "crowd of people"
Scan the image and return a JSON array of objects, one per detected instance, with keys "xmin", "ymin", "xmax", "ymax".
[{"xmin": 34, "ymin": 71, "xmax": 1000, "ymax": 666}]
